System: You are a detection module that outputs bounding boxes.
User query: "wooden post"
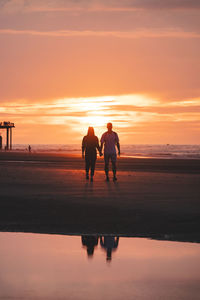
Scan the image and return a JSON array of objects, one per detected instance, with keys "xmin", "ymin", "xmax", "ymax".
[
  {"xmin": 6, "ymin": 127, "xmax": 9, "ymax": 150},
  {"xmin": 10, "ymin": 128, "xmax": 12, "ymax": 150}
]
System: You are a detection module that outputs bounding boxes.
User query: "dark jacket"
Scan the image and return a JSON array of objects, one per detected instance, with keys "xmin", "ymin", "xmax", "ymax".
[{"xmin": 82, "ymin": 135, "xmax": 100, "ymax": 155}]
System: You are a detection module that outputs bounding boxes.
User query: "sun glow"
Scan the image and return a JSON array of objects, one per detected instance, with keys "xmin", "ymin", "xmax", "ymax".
[{"xmin": 82, "ymin": 115, "xmax": 109, "ymax": 127}]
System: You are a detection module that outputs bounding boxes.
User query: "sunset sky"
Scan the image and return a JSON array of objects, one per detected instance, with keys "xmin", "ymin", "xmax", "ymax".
[{"xmin": 0, "ymin": 0, "xmax": 200, "ymax": 144}]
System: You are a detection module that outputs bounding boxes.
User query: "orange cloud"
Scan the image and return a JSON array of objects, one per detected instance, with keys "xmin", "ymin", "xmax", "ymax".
[{"xmin": 1, "ymin": 28, "xmax": 200, "ymax": 39}]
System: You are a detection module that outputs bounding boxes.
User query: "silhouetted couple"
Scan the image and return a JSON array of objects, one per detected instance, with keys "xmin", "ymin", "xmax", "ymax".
[
  {"xmin": 82, "ymin": 123, "xmax": 120, "ymax": 182},
  {"xmin": 81, "ymin": 235, "xmax": 119, "ymax": 261}
]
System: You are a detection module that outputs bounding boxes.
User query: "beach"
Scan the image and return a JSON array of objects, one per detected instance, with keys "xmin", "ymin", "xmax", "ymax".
[{"xmin": 0, "ymin": 152, "xmax": 200, "ymax": 242}]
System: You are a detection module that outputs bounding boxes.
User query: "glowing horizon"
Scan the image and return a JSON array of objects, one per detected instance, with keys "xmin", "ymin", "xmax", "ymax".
[{"xmin": 0, "ymin": 94, "xmax": 200, "ymax": 144}]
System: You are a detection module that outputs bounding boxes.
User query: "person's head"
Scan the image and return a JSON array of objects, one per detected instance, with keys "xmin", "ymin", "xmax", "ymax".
[
  {"xmin": 107, "ymin": 123, "xmax": 113, "ymax": 131},
  {"xmin": 87, "ymin": 127, "xmax": 95, "ymax": 136}
]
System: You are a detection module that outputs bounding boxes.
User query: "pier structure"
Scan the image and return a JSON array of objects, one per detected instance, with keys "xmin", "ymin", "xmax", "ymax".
[{"xmin": 0, "ymin": 121, "xmax": 15, "ymax": 150}]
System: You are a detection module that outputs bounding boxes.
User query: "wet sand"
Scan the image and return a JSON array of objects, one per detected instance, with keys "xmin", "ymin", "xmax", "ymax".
[{"xmin": 0, "ymin": 152, "xmax": 200, "ymax": 241}]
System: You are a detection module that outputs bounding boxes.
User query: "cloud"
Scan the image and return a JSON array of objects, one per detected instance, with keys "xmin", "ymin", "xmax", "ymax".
[
  {"xmin": 110, "ymin": 105, "xmax": 200, "ymax": 114},
  {"xmin": 1, "ymin": 28, "xmax": 200, "ymax": 39},
  {"xmin": 1, "ymin": 94, "xmax": 199, "ymax": 143},
  {"xmin": 110, "ymin": 98, "xmax": 200, "ymax": 113},
  {"xmin": 125, "ymin": 0, "xmax": 200, "ymax": 10},
  {"xmin": 1, "ymin": 0, "xmax": 200, "ymax": 13},
  {"xmin": 1, "ymin": 94, "xmax": 199, "ymax": 123}
]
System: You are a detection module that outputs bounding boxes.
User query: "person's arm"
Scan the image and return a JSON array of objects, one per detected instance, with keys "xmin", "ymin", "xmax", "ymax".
[
  {"xmin": 100, "ymin": 142, "xmax": 103, "ymax": 154},
  {"xmin": 115, "ymin": 133, "xmax": 120, "ymax": 156},
  {"xmin": 96, "ymin": 137, "xmax": 102, "ymax": 156},
  {"xmin": 82, "ymin": 137, "xmax": 86, "ymax": 158},
  {"xmin": 114, "ymin": 237, "xmax": 119, "ymax": 248},
  {"xmin": 100, "ymin": 237, "xmax": 105, "ymax": 247},
  {"xmin": 100, "ymin": 134, "xmax": 104, "ymax": 155},
  {"xmin": 117, "ymin": 142, "xmax": 120, "ymax": 156}
]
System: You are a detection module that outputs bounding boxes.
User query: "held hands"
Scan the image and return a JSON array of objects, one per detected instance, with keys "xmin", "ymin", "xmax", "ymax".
[{"xmin": 99, "ymin": 151, "xmax": 103, "ymax": 157}]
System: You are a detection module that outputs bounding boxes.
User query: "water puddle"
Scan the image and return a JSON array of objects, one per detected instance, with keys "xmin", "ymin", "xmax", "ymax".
[{"xmin": 0, "ymin": 232, "xmax": 200, "ymax": 299}]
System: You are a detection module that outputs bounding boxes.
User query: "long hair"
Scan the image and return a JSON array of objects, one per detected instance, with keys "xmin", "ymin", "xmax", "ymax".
[{"xmin": 87, "ymin": 127, "xmax": 95, "ymax": 136}]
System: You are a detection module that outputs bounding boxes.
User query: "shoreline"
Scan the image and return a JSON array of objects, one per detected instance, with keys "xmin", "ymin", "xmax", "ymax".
[
  {"xmin": 0, "ymin": 151, "xmax": 200, "ymax": 174},
  {"xmin": 1, "ymin": 149, "xmax": 200, "ymax": 160},
  {"xmin": 0, "ymin": 229, "xmax": 200, "ymax": 244}
]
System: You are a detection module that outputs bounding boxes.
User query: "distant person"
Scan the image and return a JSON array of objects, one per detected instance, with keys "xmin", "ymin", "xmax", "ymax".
[
  {"xmin": 0, "ymin": 135, "xmax": 2, "ymax": 150},
  {"xmin": 100, "ymin": 123, "xmax": 120, "ymax": 181},
  {"xmin": 82, "ymin": 127, "xmax": 101, "ymax": 182},
  {"xmin": 81, "ymin": 235, "xmax": 99, "ymax": 258},
  {"xmin": 28, "ymin": 145, "xmax": 31, "ymax": 152},
  {"xmin": 100, "ymin": 236, "xmax": 119, "ymax": 262}
]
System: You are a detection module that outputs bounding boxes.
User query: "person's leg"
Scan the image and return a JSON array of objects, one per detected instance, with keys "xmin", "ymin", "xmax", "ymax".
[
  {"xmin": 88, "ymin": 156, "xmax": 92, "ymax": 179},
  {"xmin": 104, "ymin": 154, "xmax": 110, "ymax": 181},
  {"xmin": 111, "ymin": 154, "xmax": 117, "ymax": 181},
  {"xmin": 85, "ymin": 155, "xmax": 90, "ymax": 179}
]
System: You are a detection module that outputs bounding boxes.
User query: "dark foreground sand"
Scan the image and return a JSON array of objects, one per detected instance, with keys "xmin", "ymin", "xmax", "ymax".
[{"xmin": 0, "ymin": 152, "xmax": 200, "ymax": 242}]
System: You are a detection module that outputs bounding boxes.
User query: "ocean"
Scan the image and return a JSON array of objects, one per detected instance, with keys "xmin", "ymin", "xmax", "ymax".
[{"xmin": 11, "ymin": 144, "xmax": 200, "ymax": 159}]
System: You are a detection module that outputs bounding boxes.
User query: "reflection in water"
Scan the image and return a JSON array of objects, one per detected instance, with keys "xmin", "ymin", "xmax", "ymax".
[
  {"xmin": 1, "ymin": 232, "xmax": 200, "ymax": 300},
  {"xmin": 82, "ymin": 235, "xmax": 99, "ymax": 258},
  {"xmin": 81, "ymin": 235, "xmax": 119, "ymax": 261},
  {"xmin": 100, "ymin": 236, "xmax": 119, "ymax": 262}
]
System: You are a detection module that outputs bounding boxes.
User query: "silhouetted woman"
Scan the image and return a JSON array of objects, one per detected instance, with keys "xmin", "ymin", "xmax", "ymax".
[
  {"xmin": 82, "ymin": 127, "xmax": 101, "ymax": 181},
  {"xmin": 81, "ymin": 235, "xmax": 99, "ymax": 258}
]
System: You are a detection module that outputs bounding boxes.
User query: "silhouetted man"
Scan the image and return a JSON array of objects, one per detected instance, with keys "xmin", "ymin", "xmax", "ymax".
[
  {"xmin": 100, "ymin": 123, "xmax": 120, "ymax": 181},
  {"xmin": 100, "ymin": 236, "xmax": 119, "ymax": 262}
]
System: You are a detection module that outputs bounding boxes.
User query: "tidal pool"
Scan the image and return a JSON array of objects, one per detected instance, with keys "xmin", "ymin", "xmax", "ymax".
[{"xmin": 0, "ymin": 232, "xmax": 200, "ymax": 299}]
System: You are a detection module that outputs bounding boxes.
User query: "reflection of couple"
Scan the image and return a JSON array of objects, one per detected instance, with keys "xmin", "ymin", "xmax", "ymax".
[
  {"xmin": 82, "ymin": 235, "xmax": 119, "ymax": 261},
  {"xmin": 82, "ymin": 122, "xmax": 120, "ymax": 182}
]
